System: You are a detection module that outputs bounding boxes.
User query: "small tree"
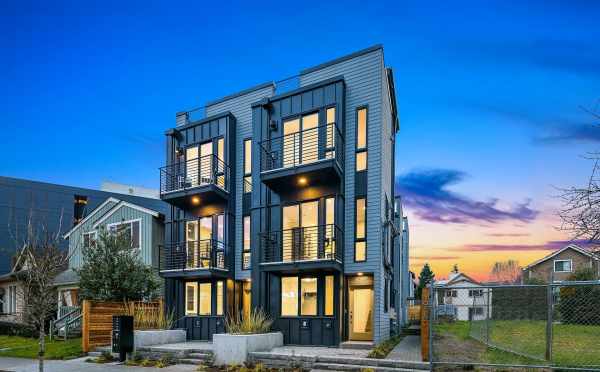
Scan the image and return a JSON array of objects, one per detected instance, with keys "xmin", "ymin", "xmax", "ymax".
[
  {"xmin": 76, "ymin": 229, "xmax": 160, "ymax": 302},
  {"xmin": 416, "ymin": 263, "xmax": 435, "ymax": 299}
]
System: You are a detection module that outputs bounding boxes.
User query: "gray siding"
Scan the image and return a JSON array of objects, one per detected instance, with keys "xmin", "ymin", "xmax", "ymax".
[
  {"xmin": 206, "ymin": 85, "xmax": 275, "ymax": 280},
  {"xmin": 300, "ymin": 47, "xmax": 389, "ymax": 342},
  {"xmin": 68, "ymin": 202, "xmax": 163, "ymax": 269}
]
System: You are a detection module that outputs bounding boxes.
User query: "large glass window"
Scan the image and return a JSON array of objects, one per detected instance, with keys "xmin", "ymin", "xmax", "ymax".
[
  {"xmin": 244, "ymin": 139, "xmax": 252, "ymax": 193},
  {"xmin": 325, "ymin": 275, "xmax": 334, "ymax": 316},
  {"xmin": 325, "ymin": 197, "xmax": 335, "ymax": 258},
  {"xmin": 108, "ymin": 220, "xmax": 140, "ymax": 249},
  {"xmin": 281, "ymin": 277, "xmax": 298, "ymax": 316},
  {"xmin": 326, "ymin": 107, "xmax": 336, "ymax": 159},
  {"xmin": 300, "ymin": 277, "xmax": 317, "ymax": 316},
  {"xmin": 356, "ymin": 107, "xmax": 368, "ymax": 171},
  {"xmin": 242, "ymin": 216, "xmax": 251, "ymax": 269},
  {"xmin": 282, "ymin": 112, "xmax": 320, "ymax": 168},
  {"xmin": 216, "ymin": 138, "xmax": 225, "ymax": 188},
  {"xmin": 185, "ymin": 282, "xmax": 197, "ymax": 315},
  {"xmin": 83, "ymin": 231, "xmax": 96, "ymax": 249},
  {"xmin": 216, "ymin": 281, "xmax": 224, "ymax": 315},
  {"xmin": 199, "ymin": 283, "xmax": 212, "ymax": 315}
]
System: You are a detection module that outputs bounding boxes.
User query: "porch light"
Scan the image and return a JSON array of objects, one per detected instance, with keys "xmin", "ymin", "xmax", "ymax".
[
  {"xmin": 191, "ymin": 196, "xmax": 200, "ymax": 205},
  {"xmin": 357, "ymin": 272, "xmax": 364, "ymax": 276},
  {"xmin": 298, "ymin": 177, "xmax": 308, "ymax": 186}
]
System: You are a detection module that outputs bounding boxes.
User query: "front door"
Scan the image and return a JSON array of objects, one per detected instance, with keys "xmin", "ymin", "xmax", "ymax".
[{"xmin": 348, "ymin": 275, "xmax": 374, "ymax": 341}]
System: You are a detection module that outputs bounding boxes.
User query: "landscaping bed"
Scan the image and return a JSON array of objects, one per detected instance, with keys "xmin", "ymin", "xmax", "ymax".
[
  {"xmin": 197, "ymin": 361, "xmax": 306, "ymax": 372},
  {"xmin": 367, "ymin": 334, "xmax": 405, "ymax": 359},
  {"xmin": 0, "ymin": 336, "xmax": 82, "ymax": 359}
]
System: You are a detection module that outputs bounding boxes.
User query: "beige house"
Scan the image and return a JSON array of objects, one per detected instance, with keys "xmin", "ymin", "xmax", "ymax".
[
  {"xmin": 0, "ymin": 272, "xmax": 24, "ymax": 323},
  {"xmin": 522, "ymin": 244, "xmax": 600, "ymax": 283}
]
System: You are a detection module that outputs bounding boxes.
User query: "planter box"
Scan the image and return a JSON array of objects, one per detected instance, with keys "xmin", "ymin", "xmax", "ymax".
[
  {"xmin": 133, "ymin": 329, "xmax": 186, "ymax": 350},
  {"xmin": 213, "ymin": 332, "xmax": 283, "ymax": 365}
]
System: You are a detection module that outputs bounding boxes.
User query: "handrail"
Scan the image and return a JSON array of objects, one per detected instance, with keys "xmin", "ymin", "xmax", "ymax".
[
  {"xmin": 159, "ymin": 239, "xmax": 228, "ymax": 271},
  {"xmin": 160, "ymin": 154, "xmax": 230, "ymax": 194}
]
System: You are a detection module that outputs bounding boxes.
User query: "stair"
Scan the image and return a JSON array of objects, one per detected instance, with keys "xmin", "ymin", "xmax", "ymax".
[
  {"xmin": 178, "ymin": 351, "xmax": 213, "ymax": 365},
  {"xmin": 401, "ymin": 325, "xmax": 421, "ymax": 336},
  {"xmin": 312, "ymin": 362, "xmax": 418, "ymax": 372},
  {"xmin": 340, "ymin": 341, "xmax": 374, "ymax": 350}
]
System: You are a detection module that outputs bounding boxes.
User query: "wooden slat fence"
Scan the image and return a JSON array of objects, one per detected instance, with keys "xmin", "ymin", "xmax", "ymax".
[
  {"xmin": 420, "ymin": 287, "xmax": 430, "ymax": 362},
  {"xmin": 81, "ymin": 299, "xmax": 162, "ymax": 352}
]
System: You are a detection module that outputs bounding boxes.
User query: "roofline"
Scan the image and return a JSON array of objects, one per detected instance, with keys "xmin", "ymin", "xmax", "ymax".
[
  {"xmin": 63, "ymin": 197, "xmax": 121, "ymax": 239},
  {"xmin": 300, "ymin": 44, "xmax": 383, "ymax": 75},
  {"xmin": 168, "ymin": 111, "xmax": 235, "ymax": 134},
  {"xmin": 252, "ymin": 75, "xmax": 345, "ymax": 108},
  {"xmin": 205, "ymin": 81, "xmax": 275, "ymax": 107},
  {"xmin": 92, "ymin": 201, "xmax": 161, "ymax": 229},
  {"xmin": 523, "ymin": 244, "xmax": 598, "ymax": 270}
]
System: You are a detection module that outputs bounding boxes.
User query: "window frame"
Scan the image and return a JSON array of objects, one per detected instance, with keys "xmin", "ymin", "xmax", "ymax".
[
  {"xmin": 243, "ymin": 138, "xmax": 252, "ymax": 193},
  {"xmin": 242, "ymin": 215, "xmax": 251, "ymax": 270},
  {"xmin": 185, "ymin": 282, "xmax": 198, "ymax": 315},
  {"xmin": 354, "ymin": 197, "xmax": 367, "ymax": 262},
  {"xmin": 355, "ymin": 106, "xmax": 368, "ymax": 172},
  {"xmin": 280, "ymin": 275, "xmax": 332, "ymax": 318},
  {"xmin": 82, "ymin": 231, "xmax": 97, "ymax": 249},
  {"xmin": 468, "ymin": 289, "xmax": 484, "ymax": 297},
  {"xmin": 554, "ymin": 259, "xmax": 573, "ymax": 273},
  {"xmin": 106, "ymin": 218, "xmax": 142, "ymax": 249}
]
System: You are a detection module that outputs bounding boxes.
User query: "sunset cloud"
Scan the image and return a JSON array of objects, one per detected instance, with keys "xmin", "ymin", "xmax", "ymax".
[
  {"xmin": 411, "ymin": 256, "xmax": 461, "ymax": 261},
  {"xmin": 395, "ymin": 169, "xmax": 539, "ymax": 225},
  {"xmin": 485, "ymin": 233, "xmax": 531, "ymax": 237},
  {"xmin": 456, "ymin": 239, "xmax": 599, "ymax": 252}
]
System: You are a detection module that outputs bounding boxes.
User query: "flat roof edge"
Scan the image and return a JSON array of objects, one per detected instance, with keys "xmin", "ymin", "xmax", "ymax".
[
  {"xmin": 205, "ymin": 81, "xmax": 275, "ymax": 107},
  {"xmin": 300, "ymin": 44, "xmax": 383, "ymax": 75}
]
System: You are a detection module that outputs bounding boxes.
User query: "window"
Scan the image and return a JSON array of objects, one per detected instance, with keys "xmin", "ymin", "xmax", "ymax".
[
  {"xmin": 216, "ymin": 137, "xmax": 225, "ymax": 188},
  {"xmin": 554, "ymin": 260, "xmax": 572, "ymax": 273},
  {"xmin": 8, "ymin": 285, "xmax": 17, "ymax": 314},
  {"xmin": 283, "ymin": 112, "xmax": 319, "ymax": 167},
  {"xmin": 469, "ymin": 307, "xmax": 484, "ymax": 316},
  {"xmin": 281, "ymin": 277, "xmax": 298, "ymax": 316},
  {"xmin": 324, "ymin": 197, "xmax": 335, "ymax": 258},
  {"xmin": 83, "ymin": 231, "xmax": 97, "ymax": 249},
  {"xmin": 185, "ymin": 282, "xmax": 197, "ymax": 315},
  {"xmin": 356, "ymin": 107, "xmax": 368, "ymax": 171},
  {"xmin": 468, "ymin": 289, "xmax": 484, "ymax": 297},
  {"xmin": 325, "ymin": 275, "xmax": 334, "ymax": 316},
  {"xmin": 325, "ymin": 107, "xmax": 336, "ymax": 159},
  {"xmin": 108, "ymin": 219, "xmax": 141, "ymax": 249},
  {"xmin": 199, "ymin": 283, "xmax": 212, "ymax": 315},
  {"xmin": 300, "ymin": 277, "xmax": 317, "ymax": 316},
  {"xmin": 242, "ymin": 216, "xmax": 251, "ymax": 270},
  {"xmin": 384, "ymin": 279, "xmax": 389, "ymax": 312},
  {"xmin": 216, "ymin": 281, "xmax": 224, "ymax": 316},
  {"xmin": 446, "ymin": 290, "xmax": 457, "ymax": 298},
  {"xmin": 244, "ymin": 139, "xmax": 252, "ymax": 193},
  {"xmin": 355, "ymin": 198, "xmax": 366, "ymax": 261}
]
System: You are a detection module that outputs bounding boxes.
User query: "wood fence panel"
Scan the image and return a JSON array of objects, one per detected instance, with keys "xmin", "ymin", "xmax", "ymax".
[{"xmin": 420, "ymin": 287, "xmax": 430, "ymax": 362}]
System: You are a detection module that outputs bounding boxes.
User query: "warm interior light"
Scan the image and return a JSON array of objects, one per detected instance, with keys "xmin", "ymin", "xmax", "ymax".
[
  {"xmin": 191, "ymin": 196, "xmax": 201, "ymax": 205},
  {"xmin": 357, "ymin": 272, "xmax": 364, "ymax": 276},
  {"xmin": 298, "ymin": 177, "xmax": 307, "ymax": 186}
]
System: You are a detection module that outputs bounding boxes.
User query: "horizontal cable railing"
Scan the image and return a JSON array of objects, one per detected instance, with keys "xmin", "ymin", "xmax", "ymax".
[
  {"xmin": 260, "ymin": 224, "xmax": 342, "ymax": 264},
  {"xmin": 260, "ymin": 123, "xmax": 344, "ymax": 172},
  {"xmin": 160, "ymin": 154, "xmax": 230, "ymax": 195},
  {"xmin": 159, "ymin": 240, "xmax": 227, "ymax": 271}
]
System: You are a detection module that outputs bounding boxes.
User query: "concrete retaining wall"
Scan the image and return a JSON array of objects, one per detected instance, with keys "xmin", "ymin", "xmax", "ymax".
[
  {"xmin": 133, "ymin": 329, "xmax": 186, "ymax": 350},
  {"xmin": 213, "ymin": 332, "xmax": 283, "ymax": 365}
]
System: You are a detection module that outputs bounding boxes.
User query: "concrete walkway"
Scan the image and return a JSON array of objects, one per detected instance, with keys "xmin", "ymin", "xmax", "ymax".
[
  {"xmin": 0, "ymin": 357, "xmax": 198, "ymax": 372},
  {"xmin": 386, "ymin": 335, "xmax": 422, "ymax": 362}
]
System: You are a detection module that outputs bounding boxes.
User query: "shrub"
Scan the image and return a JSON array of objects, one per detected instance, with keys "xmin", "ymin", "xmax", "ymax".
[
  {"xmin": 0, "ymin": 321, "xmax": 37, "ymax": 337},
  {"xmin": 225, "ymin": 308, "xmax": 272, "ymax": 334},
  {"xmin": 557, "ymin": 268, "xmax": 600, "ymax": 325},
  {"xmin": 141, "ymin": 358, "xmax": 156, "ymax": 367},
  {"xmin": 124, "ymin": 301, "xmax": 175, "ymax": 330}
]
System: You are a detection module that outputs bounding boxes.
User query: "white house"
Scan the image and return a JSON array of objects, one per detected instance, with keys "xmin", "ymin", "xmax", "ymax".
[{"xmin": 434, "ymin": 271, "xmax": 492, "ymax": 321}]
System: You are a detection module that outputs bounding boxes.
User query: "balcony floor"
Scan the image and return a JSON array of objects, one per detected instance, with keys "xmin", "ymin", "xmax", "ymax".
[
  {"xmin": 260, "ymin": 259, "xmax": 342, "ymax": 273},
  {"xmin": 260, "ymin": 158, "xmax": 342, "ymax": 192},
  {"xmin": 160, "ymin": 184, "xmax": 228, "ymax": 209}
]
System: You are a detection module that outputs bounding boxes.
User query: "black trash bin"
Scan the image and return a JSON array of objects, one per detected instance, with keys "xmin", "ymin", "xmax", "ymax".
[{"xmin": 112, "ymin": 315, "xmax": 134, "ymax": 361}]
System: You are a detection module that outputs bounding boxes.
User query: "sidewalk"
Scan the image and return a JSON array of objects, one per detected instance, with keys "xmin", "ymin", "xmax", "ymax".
[
  {"xmin": 0, "ymin": 357, "xmax": 198, "ymax": 372},
  {"xmin": 386, "ymin": 335, "xmax": 422, "ymax": 362}
]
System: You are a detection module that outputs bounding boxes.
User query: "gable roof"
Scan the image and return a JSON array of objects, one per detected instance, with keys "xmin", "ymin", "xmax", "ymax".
[
  {"xmin": 523, "ymin": 244, "xmax": 599, "ymax": 271},
  {"xmin": 91, "ymin": 200, "xmax": 161, "ymax": 228},
  {"xmin": 62, "ymin": 197, "xmax": 120, "ymax": 239},
  {"xmin": 435, "ymin": 272, "xmax": 481, "ymax": 287}
]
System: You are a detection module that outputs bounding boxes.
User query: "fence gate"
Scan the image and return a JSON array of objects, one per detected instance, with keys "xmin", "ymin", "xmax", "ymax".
[{"xmin": 427, "ymin": 281, "xmax": 600, "ymax": 371}]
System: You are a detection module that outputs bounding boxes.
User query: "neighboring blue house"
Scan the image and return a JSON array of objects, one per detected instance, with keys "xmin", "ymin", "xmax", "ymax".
[{"xmin": 56, "ymin": 197, "xmax": 165, "ymax": 315}]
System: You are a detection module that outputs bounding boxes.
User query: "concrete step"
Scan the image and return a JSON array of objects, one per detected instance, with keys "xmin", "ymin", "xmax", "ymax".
[
  {"xmin": 340, "ymin": 341, "xmax": 374, "ymax": 350},
  {"xmin": 313, "ymin": 362, "xmax": 418, "ymax": 372},
  {"xmin": 187, "ymin": 352, "xmax": 212, "ymax": 359},
  {"xmin": 179, "ymin": 358, "xmax": 205, "ymax": 365}
]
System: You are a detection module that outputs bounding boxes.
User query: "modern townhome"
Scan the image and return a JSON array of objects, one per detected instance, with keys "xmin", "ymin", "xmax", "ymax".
[
  {"xmin": 522, "ymin": 244, "xmax": 600, "ymax": 283},
  {"xmin": 159, "ymin": 45, "xmax": 405, "ymax": 346},
  {"xmin": 57, "ymin": 197, "xmax": 166, "ymax": 319}
]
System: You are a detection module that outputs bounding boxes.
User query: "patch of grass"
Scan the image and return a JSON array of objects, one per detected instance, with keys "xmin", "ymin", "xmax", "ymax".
[
  {"xmin": 434, "ymin": 320, "xmax": 600, "ymax": 368},
  {"xmin": 0, "ymin": 336, "xmax": 82, "ymax": 359},
  {"xmin": 367, "ymin": 334, "xmax": 405, "ymax": 359}
]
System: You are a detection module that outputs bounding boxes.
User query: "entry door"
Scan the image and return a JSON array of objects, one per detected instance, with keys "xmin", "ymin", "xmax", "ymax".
[
  {"xmin": 186, "ymin": 220, "xmax": 198, "ymax": 268},
  {"xmin": 349, "ymin": 276, "xmax": 374, "ymax": 341},
  {"xmin": 199, "ymin": 142, "xmax": 213, "ymax": 185},
  {"xmin": 282, "ymin": 201, "xmax": 318, "ymax": 261},
  {"xmin": 283, "ymin": 118, "xmax": 300, "ymax": 168}
]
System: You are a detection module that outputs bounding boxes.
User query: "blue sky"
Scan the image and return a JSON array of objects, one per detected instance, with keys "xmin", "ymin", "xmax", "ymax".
[{"xmin": 2, "ymin": 0, "xmax": 599, "ymax": 279}]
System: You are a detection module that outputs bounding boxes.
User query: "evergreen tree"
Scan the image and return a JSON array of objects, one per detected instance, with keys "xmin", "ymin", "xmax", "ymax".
[{"xmin": 416, "ymin": 263, "xmax": 435, "ymax": 299}]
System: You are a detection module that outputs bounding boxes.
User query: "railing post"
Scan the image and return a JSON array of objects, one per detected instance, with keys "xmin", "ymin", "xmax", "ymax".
[{"xmin": 546, "ymin": 283, "xmax": 553, "ymax": 363}]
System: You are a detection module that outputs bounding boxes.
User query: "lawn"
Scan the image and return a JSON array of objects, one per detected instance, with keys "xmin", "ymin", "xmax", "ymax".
[
  {"xmin": 433, "ymin": 320, "xmax": 600, "ymax": 368},
  {"xmin": 0, "ymin": 336, "xmax": 83, "ymax": 359}
]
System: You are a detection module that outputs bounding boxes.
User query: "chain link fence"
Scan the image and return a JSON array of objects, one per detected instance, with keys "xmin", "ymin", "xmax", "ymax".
[{"xmin": 428, "ymin": 281, "xmax": 600, "ymax": 371}]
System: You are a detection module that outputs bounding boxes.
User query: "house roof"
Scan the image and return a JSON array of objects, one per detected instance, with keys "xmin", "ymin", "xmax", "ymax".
[
  {"xmin": 523, "ymin": 244, "xmax": 599, "ymax": 271},
  {"xmin": 63, "ymin": 197, "xmax": 120, "ymax": 238},
  {"xmin": 435, "ymin": 272, "xmax": 481, "ymax": 287},
  {"xmin": 53, "ymin": 269, "xmax": 79, "ymax": 286}
]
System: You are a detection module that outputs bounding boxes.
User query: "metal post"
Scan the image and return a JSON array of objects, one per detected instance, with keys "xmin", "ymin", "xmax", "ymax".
[
  {"xmin": 486, "ymin": 287, "xmax": 490, "ymax": 345},
  {"xmin": 545, "ymin": 284, "xmax": 553, "ymax": 363},
  {"xmin": 429, "ymin": 281, "xmax": 434, "ymax": 372}
]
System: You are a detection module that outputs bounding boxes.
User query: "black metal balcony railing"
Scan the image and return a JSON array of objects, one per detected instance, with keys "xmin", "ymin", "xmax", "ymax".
[
  {"xmin": 160, "ymin": 154, "xmax": 230, "ymax": 195},
  {"xmin": 159, "ymin": 240, "xmax": 227, "ymax": 271},
  {"xmin": 260, "ymin": 224, "xmax": 343, "ymax": 264},
  {"xmin": 259, "ymin": 123, "xmax": 344, "ymax": 172}
]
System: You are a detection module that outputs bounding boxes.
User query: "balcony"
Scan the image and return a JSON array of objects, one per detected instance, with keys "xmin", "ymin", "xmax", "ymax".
[
  {"xmin": 259, "ymin": 124, "xmax": 344, "ymax": 192},
  {"xmin": 260, "ymin": 224, "xmax": 343, "ymax": 272},
  {"xmin": 159, "ymin": 240, "xmax": 228, "ymax": 278},
  {"xmin": 160, "ymin": 154, "xmax": 230, "ymax": 208}
]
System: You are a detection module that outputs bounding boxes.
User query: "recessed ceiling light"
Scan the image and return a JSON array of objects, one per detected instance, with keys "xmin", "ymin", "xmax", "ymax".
[
  {"xmin": 298, "ymin": 177, "xmax": 307, "ymax": 186},
  {"xmin": 191, "ymin": 196, "xmax": 200, "ymax": 205}
]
